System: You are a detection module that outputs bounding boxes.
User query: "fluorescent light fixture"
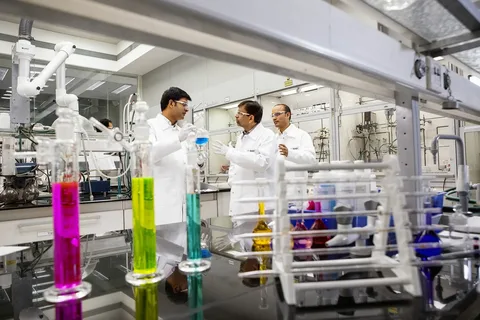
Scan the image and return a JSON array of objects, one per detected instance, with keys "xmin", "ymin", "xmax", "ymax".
[
  {"xmin": 281, "ymin": 89, "xmax": 298, "ymax": 96},
  {"xmin": 0, "ymin": 68, "xmax": 8, "ymax": 81},
  {"xmin": 111, "ymin": 84, "xmax": 132, "ymax": 94},
  {"xmin": 66, "ymin": 77, "xmax": 75, "ymax": 86},
  {"xmin": 300, "ymin": 84, "xmax": 323, "ymax": 92},
  {"xmin": 433, "ymin": 56, "xmax": 444, "ymax": 61},
  {"xmin": 48, "ymin": 78, "xmax": 55, "ymax": 82},
  {"xmin": 86, "ymin": 81, "xmax": 106, "ymax": 91},
  {"xmin": 221, "ymin": 104, "xmax": 238, "ymax": 110},
  {"xmin": 1, "ymin": 97, "xmax": 10, "ymax": 100},
  {"xmin": 30, "ymin": 64, "xmax": 47, "ymax": 68},
  {"xmin": 469, "ymin": 75, "xmax": 480, "ymax": 87},
  {"xmin": 3, "ymin": 93, "xmax": 11, "ymax": 97},
  {"xmin": 6, "ymin": 90, "xmax": 11, "ymax": 93}
]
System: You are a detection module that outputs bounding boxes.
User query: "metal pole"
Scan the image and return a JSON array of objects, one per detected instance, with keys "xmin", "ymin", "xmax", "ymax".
[
  {"xmin": 329, "ymin": 89, "xmax": 340, "ymax": 161},
  {"xmin": 395, "ymin": 92, "xmax": 423, "ymax": 228}
]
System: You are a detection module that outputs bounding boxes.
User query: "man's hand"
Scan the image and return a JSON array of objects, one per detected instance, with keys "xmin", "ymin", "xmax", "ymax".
[
  {"xmin": 212, "ymin": 140, "xmax": 230, "ymax": 155},
  {"xmin": 178, "ymin": 124, "xmax": 197, "ymax": 142},
  {"xmin": 279, "ymin": 144, "xmax": 289, "ymax": 157}
]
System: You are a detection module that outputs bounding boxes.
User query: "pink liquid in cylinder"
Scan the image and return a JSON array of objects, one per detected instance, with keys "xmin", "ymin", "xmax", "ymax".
[
  {"xmin": 56, "ymin": 299, "xmax": 82, "ymax": 320},
  {"xmin": 52, "ymin": 181, "xmax": 82, "ymax": 290}
]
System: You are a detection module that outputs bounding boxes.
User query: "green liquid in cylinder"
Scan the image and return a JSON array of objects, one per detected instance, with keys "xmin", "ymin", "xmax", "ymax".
[
  {"xmin": 132, "ymin": 177, "xmax": 156, "ymax": 275},
  {"xmin": 186, "ymin": 193, "xmax": 201, "ymax": 260},
  {"xmin": 134, "ymin": 283, "xmax": 158, "ymax": 320}
]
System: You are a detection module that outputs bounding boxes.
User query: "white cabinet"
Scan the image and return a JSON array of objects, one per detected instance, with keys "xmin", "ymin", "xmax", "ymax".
[
  {"xmin": 217, "ymin": 192, "xmax": 230, "ymax": 217},
  {"xmin": 0, "ymin": 210, "xmax": 124, "ymax": 246}
]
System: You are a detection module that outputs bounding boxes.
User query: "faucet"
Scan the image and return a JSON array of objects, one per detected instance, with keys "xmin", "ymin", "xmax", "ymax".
[{"xmin": 431, "ymin": 134, "xmax": 469, "ymax": 213}]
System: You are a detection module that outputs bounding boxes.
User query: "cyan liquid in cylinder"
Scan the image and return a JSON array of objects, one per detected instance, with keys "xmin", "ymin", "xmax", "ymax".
[
  {"xmin": 52, "ymin": 181, "xmax": 81, "ymax": 289},
  {"xmin": 132, "ymin": 177, "xmax": 157, "ymax": 275},
  {"xmin": 186, "ymin": 193, "xmax": 201, "ymax": 260},
  {"xmin": 55, "ymin": 299, "xmax": 82, "ymax": 320},
  {"xmin": 188, "ymin": 274, "xmax": 204, "ymax": 320}
]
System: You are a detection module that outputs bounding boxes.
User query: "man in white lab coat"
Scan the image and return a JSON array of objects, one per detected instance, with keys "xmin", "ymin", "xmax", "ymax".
[
  {"xmin": 147, "ymin": 87, "xmax": 197, "ymax": 304},
  {"xmin": 212, "ymin": 101, "xmax": 276, "ymax": 285},
  {"xmin": 272, "ymin": 103, "xmax": 317, "ymax": 176}
]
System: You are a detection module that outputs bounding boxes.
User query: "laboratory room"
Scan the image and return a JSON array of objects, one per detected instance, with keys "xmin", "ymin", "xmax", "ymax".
[{"xmin": 2, "ymin": 1, "xmax": 480, "ymax": 320}]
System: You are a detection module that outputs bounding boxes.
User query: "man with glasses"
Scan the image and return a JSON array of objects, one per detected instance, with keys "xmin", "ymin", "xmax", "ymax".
[
  {"xmin": 147, "ymin": 87, "xmax": 197, "ymax": 303},
  {"xmin": 272, "ymin": 103, "xmax": 316, "ymax": 207},
  {"xmin": 212, "ymin": 101, "xmax": 276, "ymax": 284}
]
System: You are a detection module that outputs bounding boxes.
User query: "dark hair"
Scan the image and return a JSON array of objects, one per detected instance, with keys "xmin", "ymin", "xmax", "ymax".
[
  {"xmin": 239, "ymin": 100, "xmax": 263, "ymax": 124},
  {"xmin": 165, "ymin": 281, "xmax": 188, "ymax": 304},
  {"xmin": 160, "ymin": 87, "xmax": 192, "ymax": 111},
  {"xmin": 96, "ymin": 118, "xmax": 112, "ymax": 132},
  {"xmin": 276, "ymin": 104, "xmax": 292, "ymax": 120}
]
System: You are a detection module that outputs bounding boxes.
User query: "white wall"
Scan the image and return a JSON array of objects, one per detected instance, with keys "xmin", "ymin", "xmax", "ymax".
[
  {"xmin": 142, "ymin": 55, "xmax": 463, "ymax": 177},
  {"xmin": 142, "ymin": 55, "xmax": 306, "ymax": 119}
]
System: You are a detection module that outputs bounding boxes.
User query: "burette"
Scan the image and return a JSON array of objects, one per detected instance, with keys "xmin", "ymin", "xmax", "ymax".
[{"xmin": 91, "ymin": 99, "xmax": 163, "ymax": 320}]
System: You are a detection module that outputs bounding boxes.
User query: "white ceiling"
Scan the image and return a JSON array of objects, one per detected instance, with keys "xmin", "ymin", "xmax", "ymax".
[{"xmin": 0, "ymin": 13, "xmax": 120, "ymax": 44}]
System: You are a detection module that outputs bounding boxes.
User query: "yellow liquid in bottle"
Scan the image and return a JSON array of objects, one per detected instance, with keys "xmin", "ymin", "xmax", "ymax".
[{"xmin": 252, "ymin": 201, "xmax": 271, "ymax": 285}]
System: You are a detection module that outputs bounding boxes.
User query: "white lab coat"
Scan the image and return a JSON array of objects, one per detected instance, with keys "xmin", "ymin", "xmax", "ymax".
[
  {"xmin": 155, "ymin": 222, "xmax": 187, "ymax": 278},
  {"xmin": 147, "ymin": 113, "xmax": 187, "ymax": 226},
  {"xmin": 227, "ymin": 123, "xmax": 276, "ymax": 216},
  {"xmin": 276, "ymin": 124, "xmax": 317, "ymax": 197}
]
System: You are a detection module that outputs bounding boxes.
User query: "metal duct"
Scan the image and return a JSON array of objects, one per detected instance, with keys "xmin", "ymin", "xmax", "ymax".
[{"xmin": 18, "ymin": 18, "xmax": 34, "ymax": 40}]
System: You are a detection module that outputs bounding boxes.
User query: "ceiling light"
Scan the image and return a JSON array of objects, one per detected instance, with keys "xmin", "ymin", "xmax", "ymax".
[
  {"xmin": 1, "ymin": 97, "xmax": 10, "ymax": 100},
  {"xmin": 3, "ymin": 93, "xmax": 11, "ymax": 97},
  {"xmin": 111, "ymin": 84, "xmax": 132, "ymax": 94},
  {"xmin": 48, "ymin": 78, "xmax": 55, "ymax": 82},
  {"xmin": 30, "ymin": 64, "xmax": 47, "ymax": 68},
  {"xmin": 66, "ymin": 77, "xmax": 75, "ymax": 86},
  {"xmin": 300, "ymin": 84, "xmax": 323, "ymax": 92},
  {"xmin": 281, "ymin": 89, "xmax": 298, "ymax": 96},
  {"xmin": 221, "ymin": 104, "xmax": 238, "ymax": 110},
  {"xmin": 469, "ymin": 75, "xmax": 480, "ymax": 87},
  {"xmin": 382, "ymin": 0, "xmax": 417, "ymax": 11},
  {"xmin": 6, "ymin": 90, "xmax": 11, "ymax": 93},
  {"xmin": 86, "ymin": 81, "xmax": 106, "ymax": 91},
  {"xmin": 433, "ymin": 56, "xmax": 444, "ymax": 61},
  {"xmin": 0, "ymin": 68, "xmax": 8, "ymax": 81}
]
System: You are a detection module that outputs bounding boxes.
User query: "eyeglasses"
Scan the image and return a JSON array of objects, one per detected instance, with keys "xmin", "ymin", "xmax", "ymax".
[
  {"xmin": 271, "ymin": 111, "xmax": 286, "ymax": 118},
  {"xmin": 236, "ymin": 111, "xmax": 251, "ymax": 117},
  {"xmin": 175, "ymin": 100, "xmax": 189, "ymax": 108}
]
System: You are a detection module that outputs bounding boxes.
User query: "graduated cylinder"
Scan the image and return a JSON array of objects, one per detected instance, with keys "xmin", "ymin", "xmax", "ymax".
[{"xmin": 44, "ymin": 107, "xmax": 91, "ymax": 309}]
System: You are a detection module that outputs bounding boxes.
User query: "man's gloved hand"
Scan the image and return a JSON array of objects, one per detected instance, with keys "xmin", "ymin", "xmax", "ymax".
[
  {"xmin": 212, "ymin": 233, "xmax": 236, "ymax": 251},
  {"xmin": 178, "ymin": 124, "xmax": 197, "ymax": 142},
  {"xmin": 212, "ymin": 140, "xmax": 231, "ymax": 155}
]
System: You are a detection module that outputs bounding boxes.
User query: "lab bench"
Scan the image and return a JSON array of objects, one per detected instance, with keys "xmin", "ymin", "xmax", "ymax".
[{"xmin": 0, "ymin": 187, "xmax": 232, "ymax": 246}]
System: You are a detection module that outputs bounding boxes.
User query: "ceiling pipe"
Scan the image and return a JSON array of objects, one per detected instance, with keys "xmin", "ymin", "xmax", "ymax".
[{"xmin": 18, "ymin": 18, "xmax": 34, "ymax": 40}]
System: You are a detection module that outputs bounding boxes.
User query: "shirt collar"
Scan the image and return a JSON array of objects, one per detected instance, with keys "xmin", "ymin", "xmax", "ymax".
[
  {"xmin": 242, "ymin": 123, "xmax": 263, "ymax": 140},
  {"xmin": 158, "ymin": 113, "xmax": 177, "ymax": 128},
  {"xmin": 278, "ymin": 124, "xmax": 297, "ymax": 137}
]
